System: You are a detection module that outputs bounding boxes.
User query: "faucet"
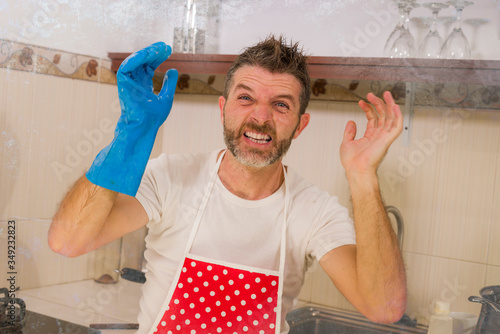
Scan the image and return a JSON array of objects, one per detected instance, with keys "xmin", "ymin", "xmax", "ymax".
[{"xmin": 385, "ymin": 205, "xmax": 404, "ymax": 250}]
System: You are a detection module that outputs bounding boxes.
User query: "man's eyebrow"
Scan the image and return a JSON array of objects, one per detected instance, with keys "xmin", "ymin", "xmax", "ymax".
[
  {"xmin": 275, "ymin": 94, "xmax": 296, "ymax": 103},
  {"xmin": 234, "ymin": 83, "xmax": 253, "ymax": 92}
]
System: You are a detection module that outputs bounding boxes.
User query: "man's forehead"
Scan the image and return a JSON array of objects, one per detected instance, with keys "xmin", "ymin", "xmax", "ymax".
[{"xmin": 231, "ymin": 66, "xmax": 301, "ymax": 95}]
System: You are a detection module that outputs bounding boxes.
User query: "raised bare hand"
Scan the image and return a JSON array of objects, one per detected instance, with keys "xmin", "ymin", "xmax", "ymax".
[{"xmin": 340, "ymin": 91, "xmax": 403, "ymax": 177}]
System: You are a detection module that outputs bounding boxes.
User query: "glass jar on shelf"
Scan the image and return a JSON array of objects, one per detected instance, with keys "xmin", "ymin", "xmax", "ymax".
[{"xmin": 173, "ymin": 0, "xmax": 209, "ymax": 54}]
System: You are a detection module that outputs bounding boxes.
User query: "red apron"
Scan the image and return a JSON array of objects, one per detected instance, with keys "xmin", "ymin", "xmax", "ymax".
[{"xmin": 148, "ymin": 151, "xmax": 289, "ymax": 334}]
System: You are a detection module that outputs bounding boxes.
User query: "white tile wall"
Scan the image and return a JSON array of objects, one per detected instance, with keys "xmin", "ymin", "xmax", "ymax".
[
  {"xmin": 485, "ymin": 265, "xmax": 500, "ymax": 286},
  {"xmin": 1, "ymin": 69, "xmax": 35, "ymax": 218},
  {"xmin": 0, "ymin": 68, "xmax": 118, "ymax": 289},
  {"xmin": 488, "ymin": 143, "xmax": 500, "ymax": 266},
  {"xmin": 395, "ymin": 107, "xmax": 500, "ymax": 264}
]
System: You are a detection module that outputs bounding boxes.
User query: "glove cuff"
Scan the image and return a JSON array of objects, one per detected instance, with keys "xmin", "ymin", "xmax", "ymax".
[{"xmin": 86, "ymin": 118, "xmax": 161, "ymax": 197}]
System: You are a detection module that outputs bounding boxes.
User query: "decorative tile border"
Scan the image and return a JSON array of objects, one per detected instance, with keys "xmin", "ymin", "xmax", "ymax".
[
  {"xmin": 3, "ymin": 37, "xmax": 497, "ymax": 111},
  {"xmin": 154, "ymin": 73, "xmax": 500, "ymax": 110},
  {"xmin": 0, "ymin": 39, "xmax": 116, "ymax": 84}
]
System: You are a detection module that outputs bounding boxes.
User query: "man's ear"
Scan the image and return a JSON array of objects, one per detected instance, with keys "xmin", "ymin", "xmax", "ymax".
[
  {"xmin": 293, "ymin": 113, "xmax": 311, "ymax": 139},
  {"xmin": 219, "ymin": 96, "xmax": 226, "ymax": 124}
]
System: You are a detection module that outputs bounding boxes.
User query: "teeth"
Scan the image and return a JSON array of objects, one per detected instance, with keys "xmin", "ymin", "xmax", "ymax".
[
  {"xmin": 245, "ymin": 131, "xmax": 271, "ymax": 141},
  {"xmin": 248, "ymin": 138, "xmax": 267, "ymax": 144}
]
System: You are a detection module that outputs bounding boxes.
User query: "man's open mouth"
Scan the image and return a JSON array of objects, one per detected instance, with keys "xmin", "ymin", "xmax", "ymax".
[{"xmin": 244, "ymin": 131, "xmax": 272, "ymax": 144}]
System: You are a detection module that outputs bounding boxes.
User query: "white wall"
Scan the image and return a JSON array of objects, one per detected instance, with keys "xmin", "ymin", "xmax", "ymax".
[{"xmin": 1, "ymin": 0, "xmax": 499, "ymax": 59}]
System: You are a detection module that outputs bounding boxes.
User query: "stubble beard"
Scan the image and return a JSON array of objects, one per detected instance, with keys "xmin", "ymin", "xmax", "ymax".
[{"xmin": 223, "ymin": 114, "xmax": 299, "ymax": 168}]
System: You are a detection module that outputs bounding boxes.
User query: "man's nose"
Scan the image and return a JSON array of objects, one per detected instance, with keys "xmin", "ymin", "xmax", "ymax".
[{"xmin": 251, "ymin": 103, "xmax": 272, "ymax": 124}]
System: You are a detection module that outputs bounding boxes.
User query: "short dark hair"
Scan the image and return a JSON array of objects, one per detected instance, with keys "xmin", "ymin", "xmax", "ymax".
[{"xmin": 223, "ymin": 35, "xmax": 311, "ymax": 116}]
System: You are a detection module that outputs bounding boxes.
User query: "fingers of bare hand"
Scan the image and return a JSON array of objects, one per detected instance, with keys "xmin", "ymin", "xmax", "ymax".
[
  {"xmin": 358, "ymin": 99, "xmax": 378, "ymax": 128},
  {"xmin": 382, "ymin": 91, "xmax": 403, "ymax": 132},
  {"xmin": 367, "ymin": 92, "xmax": 392, "ymax": 126}
]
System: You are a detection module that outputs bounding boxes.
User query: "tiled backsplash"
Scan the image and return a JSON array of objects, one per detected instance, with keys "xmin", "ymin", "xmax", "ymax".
[{"xmin": 1, "ymin": 42, "xmax": 499, "ymax": 325}]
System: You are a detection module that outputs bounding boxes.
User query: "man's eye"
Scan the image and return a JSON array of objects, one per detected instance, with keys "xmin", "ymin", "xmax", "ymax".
[
  {"xmin": 276, "ymin": 102, "xmax": 289, "ymax": 109},
  {"xmin": 239, "ymin": 95, "xmax": 251, "ymax": 101}
]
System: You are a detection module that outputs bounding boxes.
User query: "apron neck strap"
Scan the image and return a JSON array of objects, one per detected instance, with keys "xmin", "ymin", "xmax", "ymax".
[{"xmin": 187, "ymin": 149, "xmax": 289, "ymax": 273}]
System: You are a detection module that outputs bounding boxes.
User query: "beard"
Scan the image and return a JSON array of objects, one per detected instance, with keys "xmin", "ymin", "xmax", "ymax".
[{"xmin": 223, "ymin": 115, "xmax": 299, "ymax": 168}]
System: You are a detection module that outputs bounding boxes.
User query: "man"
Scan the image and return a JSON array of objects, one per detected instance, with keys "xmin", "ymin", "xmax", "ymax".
[{"xmin": 49, "ymin": 35, "xmax": 406, "ymax": 333}]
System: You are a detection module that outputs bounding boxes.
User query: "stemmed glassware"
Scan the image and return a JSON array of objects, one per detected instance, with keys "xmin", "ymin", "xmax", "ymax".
[
  {"xmin": 440, "ymin": 0, "xmax": 474, "ymax": 59},
  {"xmin": 418, "ymin": 2, "xmax": 449, "ymax": 58},
  {"xmin": 383, "ymin": 0, "xmax": 407, "ymax": 57},
  {"xmin": 385, "ymin": 0, "xmax": 420, "ymax": 58}
]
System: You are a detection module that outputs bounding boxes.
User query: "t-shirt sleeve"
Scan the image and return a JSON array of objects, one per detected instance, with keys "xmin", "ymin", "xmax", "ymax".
[
  {"xmin": 135, "ymin": 154, "xmax": 169, "ymax": 224},
  {"xmin": 307, "ymin": 195, "xmax": 356, "ymax": 262}
]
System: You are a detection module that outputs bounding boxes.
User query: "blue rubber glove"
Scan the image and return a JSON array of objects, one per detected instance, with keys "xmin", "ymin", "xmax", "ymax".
[{"xmin": 86, "ymin": 42, "xmax": 178, "ymax": 196}]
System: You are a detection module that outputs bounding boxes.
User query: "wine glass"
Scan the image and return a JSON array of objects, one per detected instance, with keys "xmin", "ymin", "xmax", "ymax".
[
  {"xmin": 384, "ymin": 0, "xmax": 406, "ymax": 57},
  {"xmin": 418, "ymin": 2, "xmax": 449, "ymax": 58},
  {"xmin": 384, "ymin": 0, "xmax": 416, "ymax": 57},
  {"xmin": 440, "ymin": 0, "xmax": 474, "ymax": 59},
  {"xmin": 387, "ymin": 0, "xmax": 420, "ymax": 58}
]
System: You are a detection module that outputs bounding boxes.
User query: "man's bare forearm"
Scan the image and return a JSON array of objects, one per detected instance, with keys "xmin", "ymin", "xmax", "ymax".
[
  {"xmin": 347, "ymin": 171, "xmax": 407, "ymax": 322},
  {"xmin": 48, "ymin": 175, "xmax": 117, "ymax": 257}
]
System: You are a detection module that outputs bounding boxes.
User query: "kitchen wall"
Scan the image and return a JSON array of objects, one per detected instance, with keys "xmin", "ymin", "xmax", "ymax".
[{"xmin": 0, "ymin": 66, "xmax": 110, "ymax": 289}]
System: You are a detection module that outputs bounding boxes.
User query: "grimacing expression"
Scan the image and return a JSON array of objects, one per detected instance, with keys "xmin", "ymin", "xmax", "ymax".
[
  {"xmin": 223, "ymin": 112, "xmax": 300, "ymax": 168},
  {"xmin": 221, "ymin": 66, "xmax": 306, "ymax": 168}
]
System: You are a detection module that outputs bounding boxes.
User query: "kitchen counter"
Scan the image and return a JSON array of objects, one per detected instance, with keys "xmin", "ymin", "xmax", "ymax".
[{"xmin": 18, "ymin": 279, "xmax": 143, "ymax": 334}]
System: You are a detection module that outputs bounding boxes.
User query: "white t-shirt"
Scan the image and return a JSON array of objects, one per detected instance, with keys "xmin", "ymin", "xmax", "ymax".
[{"xmin": 135, "ymin": 150, "xmax": 356, "ymax": 333}]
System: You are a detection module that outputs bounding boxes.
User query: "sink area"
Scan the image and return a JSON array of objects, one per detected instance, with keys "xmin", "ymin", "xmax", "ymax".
[
  {"xmin": 286, "ymin": 306, "xmax": 428, "ymax": 334},
  {"xmin": 16, "ymin": 279, "xmax": 142, "ymax": 334},
  {"xmin": 286, "ymin": 207, "xmax": 414, "ymax": 333}
]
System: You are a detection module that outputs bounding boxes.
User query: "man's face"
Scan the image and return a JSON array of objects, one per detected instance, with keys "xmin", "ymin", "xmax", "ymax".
[{"xmin": 219, "ymin": 66, "xmax": 310, "ymax": 168}]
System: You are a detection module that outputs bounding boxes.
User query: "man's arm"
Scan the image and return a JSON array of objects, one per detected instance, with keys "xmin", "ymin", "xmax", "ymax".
[
  {"xmin": 48, "ymin": 175, "xmax": 148, "ymax": 257},
  {"xmin": 320, "ymin": 91, "xmax": 407, "ymax": 323},
  {"xmin": 49, "ymin": 42, "xmax": 177, "ymax": 257}
]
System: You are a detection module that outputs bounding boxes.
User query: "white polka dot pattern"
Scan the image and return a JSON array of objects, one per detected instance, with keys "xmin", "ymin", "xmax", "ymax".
[{"xmin": 154, "ymin": 257, "xmax": 279, "ymax": 333}]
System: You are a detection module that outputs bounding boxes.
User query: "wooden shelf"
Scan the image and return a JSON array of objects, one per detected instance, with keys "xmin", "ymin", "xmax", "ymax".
[{"xmin": 108, "ymin": 53, "xmax": 500, "ymax": 86}]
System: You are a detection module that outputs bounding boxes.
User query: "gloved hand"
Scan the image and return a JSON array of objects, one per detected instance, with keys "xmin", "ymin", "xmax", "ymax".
[{"xmin": 86, "ymin": 42, "xmax": 178, "ymax": 196}]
